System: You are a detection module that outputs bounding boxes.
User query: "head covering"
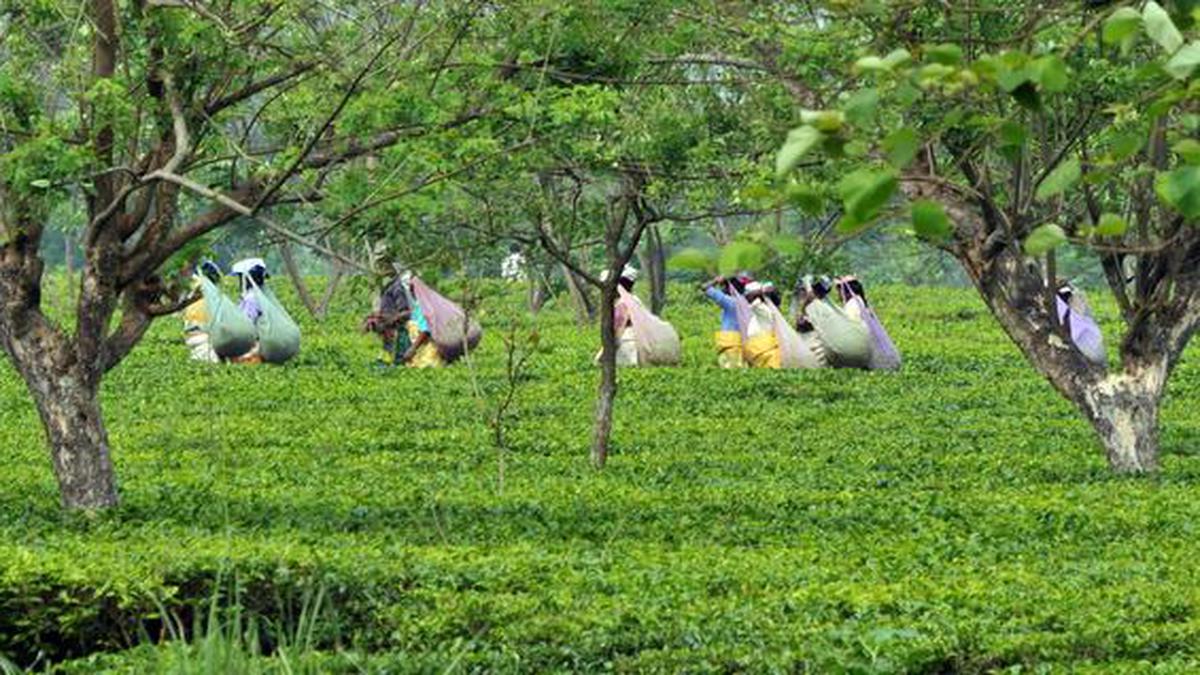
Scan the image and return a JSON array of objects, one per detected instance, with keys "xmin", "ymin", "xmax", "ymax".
[
  {"xmin": 600, "ymin": 264, "xmax": 639, "ymax": 283},
  {"xmin": 198, "ymin": 260, "xmax": 222, "ymax": 283},
  {"xmin": 762, "ymin": 281, "xmax": 777, "ymax": 294},
  {"xmin": 230, "ymin": 258, "xmax": 268, "ymax": 277},
  {"xmin": 744, "ymin": 281, "xmax": 764, "ymax": 296}
]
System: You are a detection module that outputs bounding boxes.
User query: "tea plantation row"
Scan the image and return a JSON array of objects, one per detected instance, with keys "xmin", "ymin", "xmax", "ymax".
[{"xmin": 1, "ymin": 281, "xmax": 1198, "ymax": 672}]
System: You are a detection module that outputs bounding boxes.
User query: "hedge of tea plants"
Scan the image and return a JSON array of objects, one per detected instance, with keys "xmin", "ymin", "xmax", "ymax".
[{"xmin": 1, "ymin": 281, "xmax": 1198, "ymax": 672}]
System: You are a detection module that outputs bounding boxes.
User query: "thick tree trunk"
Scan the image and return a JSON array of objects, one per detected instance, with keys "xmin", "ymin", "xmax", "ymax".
[
  {"xmin": 34, "ymin": 374, "xmax": 119, "ymax": 509},
  {"xmin": 3, "ymin": 328, "xmax": 118, "ymax": 509},
  {"xmin": 1077, "ymin": 368, "xmax": 1165, "ymax": 473},
  {"xmin": 591, "ymin": 283, "xmax": 618, "ymax": 468}
]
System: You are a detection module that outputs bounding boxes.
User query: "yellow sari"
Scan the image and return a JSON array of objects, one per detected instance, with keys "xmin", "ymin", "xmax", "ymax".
[
  {"xmin": 743, "ymin": 332, "xmax": 781, "ymax": 369},
  {"xmin": 406, "ymin": 320, "xmax": 444, "ymax": 368},
  {"xmin": 714, "ymin": 331, "xmax": 745, "ymax": 369}
]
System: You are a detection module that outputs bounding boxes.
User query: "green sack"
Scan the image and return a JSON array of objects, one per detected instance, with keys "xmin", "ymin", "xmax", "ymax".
[
  {"xmin": 250, "ymin": 283, "xmax": 301, "ymax": 364},
  {"xmin": 199, "ymin": 277, "xmax": 256, "ymax": 359},
  {"xmin": 807, "ymin": 299, "xmax": 871, "ymax": 368}
]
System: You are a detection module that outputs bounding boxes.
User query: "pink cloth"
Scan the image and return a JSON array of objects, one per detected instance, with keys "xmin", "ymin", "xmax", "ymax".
[{"xmin": 410, "ymin": 277, "xmax": 482, "ymax": 361}]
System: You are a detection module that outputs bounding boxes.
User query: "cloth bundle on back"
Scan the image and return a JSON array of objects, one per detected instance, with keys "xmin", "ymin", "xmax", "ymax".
[
  {"xmin": 764, "ymin": 297, "xmax": 821, "ymax": 369},
  {"xmin": 1057, "ymin": 283, "xmax": 1106, "ymax": 367},
  {"xmin": 197, "ymin": 275, "xmax": 257, "ymax": 360},
  {"xmin": 410, "ymin": 277, "xmax": 483, "ymax": 363},
  {"xmin": 232, "ymin": 258, "xmax": 301, "ymax": 364},
  {"xmin": 796, "ymin": 275, "xmax": 871, "ymax": 369},
  {"xmin": 837, "ymin": 277, "xmax": 901, "ymax": 371},
  {"xmin": 246, "ymin": 277, "xmax": 301, "ymax": 364},
  {"xmin": 617, "ymin": 286, "xmax": 681, "ymax": 366}
]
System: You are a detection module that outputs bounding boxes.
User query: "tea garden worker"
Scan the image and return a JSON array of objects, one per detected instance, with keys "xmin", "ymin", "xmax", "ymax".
[
  {"xmin": 794, "ymin": 274, "xmax": 871, "ymax": 369},
  {"xmin": 398, "ymin": 272, "xmax": 444, "ymax": 369},
  {"xmin": 229, "ymin": 257, "xmax": 271, "ymax": 364},
  {"xmin": 595, "ymin": 265, "xmax": 642, "ymax": 367},
  {"xmin": 182, "ymin": 260, "xmax": 223, "ymax": 363},
  {"xmin": 742, "ymin": 281, "xmax": 783, "ymax": 369},
  {"xmin": 362, "ymin": 274, "xmax": 412, "ymax": 367},
  {"xmin": 702, "ymin": 274, "xmax": 750, "ymax": 369}
]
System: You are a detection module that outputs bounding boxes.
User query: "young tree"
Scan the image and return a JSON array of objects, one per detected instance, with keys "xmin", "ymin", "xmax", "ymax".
[
  {"xmin": 0, "ymin": 0, "xmax": 497, "ymax": 509},
  {"xmin": 776, "ymin": 1, "xmax": 1200, "ymax": 471}
]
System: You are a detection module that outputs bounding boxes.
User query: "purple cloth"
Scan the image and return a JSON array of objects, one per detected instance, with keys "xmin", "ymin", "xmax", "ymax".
[
  {"xmin": 1057, "ymin": 297, "xmax": 1106, "ymax": 365},
  {"xmin": 240, "ymin": 294, "xmax": 262, "ymax": 324}
]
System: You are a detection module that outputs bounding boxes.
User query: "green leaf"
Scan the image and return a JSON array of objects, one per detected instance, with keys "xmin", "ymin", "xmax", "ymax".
[
  {"xmin": 800, "ymin": 110, "xmax": 845, "ymax": 132},
  {"xmin": 926, "ymin": 43, "xmax": 963, "ymax": 66},
  {"xmin": 667, "ymin": 248, "xmax": 716, "ymax": 273},
  {"xmin": 839, "ymin": 169, "xmax": 898, "ymax": 222},
  {"xmin": 1172, "ymin": 138, "xmax": 1200, "ymax": 164},
  {"xmin": 1035, "ymin": 158, "xmax": 1081, "ymax": 201},
  {"xmin": 882, "ymin": 48, "xmax": 912, "ymax": 70},
  {"xmin": 854, "ymin": 56, "xmax": 887, "ymax": 73},
  {"xmin": 785, "ymin": 182, "xmax": 825, "ymax": 214},
  {"xmin": 843, "ymin": 88, "xmax": 879, "ymax": 128},
  {"xmin": 1102, "ymin": 7, "xmax": 1142, "ymax": 47},
  {"xmin": 775, "ymin": 126, "xmax": 822, "ymax": 177},
  {"xmin": 883, "ymin": 127, "xmax": 920, "ymax": 169},
  {"xmin": 29, "ymin": 179, "xmax": 51, "ymax": 189},
  {"xmin": 911, "ymin": 200, "xmax": 953, "ymax": 242},
  {"xmin": 1165, "ymin": 42, "xmax": 1200, "ymax": 80},
  {"xmin": 1144, "ymin": 1, "xmax": 1184, "ymax": 54},
  {"xmin": 1024, "ymin": 224, "xmax": 1067, "ymax": 256},
  {"xmin": 1032, "ymin": 55, "xmax": 1069, "ymax": 93},
  {"xmin": 768, "ymin": 235, "xmax": 805, "ymax": 257},
  {"xmin": 1155, "ymin": 166, "xmax": 1200, "ymax": 218},
  {"xmin": 718, "ymin": 241, "xmax": 768, "ymax": 275},
  {"xmin": 1109, "ymin": 130, "xmax": 1145, "ymax": 162},
  {"xmin": 1094, "ymin": 213, "xmax": 1128, "ymax": 237}
]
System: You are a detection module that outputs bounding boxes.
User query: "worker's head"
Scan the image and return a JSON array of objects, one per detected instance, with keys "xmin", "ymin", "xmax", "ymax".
[
  {"xmin": 744, "ymin": 280, "xmax": 764, "ymax": 302},
  {"xmin": 837, "ymin": 275, "xmax": 867, "ymax": 305},
  {"xmin": 198, "ymin": 260, "xmax": 221, "ymax": 284},
  {"xmin": 763, "ymin": 282, "xmax": 781, "ymax": 307},
  {"xmin": 231, "ymin": 257, "xmax": 269, "ymax": 292},
  {"xmin": 601, "ymin": 265, "xmax": 639, "ymax": 291}
]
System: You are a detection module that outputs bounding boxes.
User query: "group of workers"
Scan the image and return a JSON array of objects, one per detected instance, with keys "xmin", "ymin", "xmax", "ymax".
[
  {"xmin": 698, "ymin": 269, "xmax": 902, "ymax": 371},
  {"xmin": 183, "ymin": 255, "xmax": 1106, "ymax": 373},
  {"xmin": 182, "ymin": 258, "xmax": 301, "ymax": 365}
]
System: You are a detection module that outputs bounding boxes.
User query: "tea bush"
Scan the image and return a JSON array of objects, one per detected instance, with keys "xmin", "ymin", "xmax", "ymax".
[{"xmin": 1, "ymin": 281, "xmax": 1198, "ymax": 672}]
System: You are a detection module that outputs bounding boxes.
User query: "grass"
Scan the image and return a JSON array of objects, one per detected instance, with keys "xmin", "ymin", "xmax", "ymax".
[{"xmin": 0, "ymin": 279, "xmax": 1198, "ymax": 673}]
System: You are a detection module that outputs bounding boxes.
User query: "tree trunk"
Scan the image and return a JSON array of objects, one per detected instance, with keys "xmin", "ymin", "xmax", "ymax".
[
  {"xmin": 591, "ymin": 283, "xmax": 618, "ymax": 468},
  {"xmin": 562, "ymin": 263, "xmax": 595, "ymax": 325},
  {"xmin": 315, "ymin": 258, "xmax": 345, "ymax": 320},
  {"xmin": 280, "ymin": 242, "xmax": 319, "ymax": 318},
  {"xmin": 36, "ymin": 374, "xmax": 118, "ymax": 509},
  {"xmin": 4, "ymin": 332, "xmax": 118, "ymax": 509},
  {"xmin": 640, "ymin": 224, "xmax": 667, "ymax": 315},
  {"xmin": 1077, "ymin": 368, "xmax": 1165, "ymax": 473}
]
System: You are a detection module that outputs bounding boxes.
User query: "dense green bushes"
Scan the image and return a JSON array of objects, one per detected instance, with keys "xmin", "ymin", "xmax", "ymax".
[{"xmin": 1, "ymin": 282, "xmax": 1198, "ymax": 672}]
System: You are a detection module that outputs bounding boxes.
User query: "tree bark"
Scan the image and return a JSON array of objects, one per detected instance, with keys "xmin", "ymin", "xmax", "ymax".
[
  {"xmin": 279, "ymin": 242, "xmax": 319, "ymax": 318},
  {"xmin": 562, "ymin": 263, "xmax": 595, "ymax": 325},
  {"xmin": 1077, "ymin": 368, "xmax": 1164, "ymax": 473},
  {"xmin": 315, "ymin": 258, "xmax": 345, "ymax": 320},
  {"xmin": 34, "ymin": 371, "xmax": 118, "ymax": 509},
  {"xmin": 1, "ymin": 321, "xmax": 118, "ymax": 510},
  {"xmin": 640, "ymin": 224, "xmax": 667, "ymax": 315},
  {"xmin": 591, "ymin": 282, "xmax": 618, "ymax": 469}
]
